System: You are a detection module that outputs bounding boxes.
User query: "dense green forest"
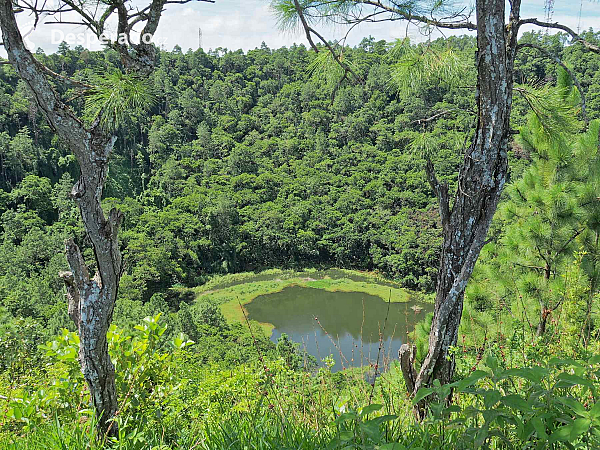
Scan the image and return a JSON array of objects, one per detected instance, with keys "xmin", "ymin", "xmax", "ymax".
[{"xmin": 2, "ymin": 28, "xmax": 600, "ymax": 448}]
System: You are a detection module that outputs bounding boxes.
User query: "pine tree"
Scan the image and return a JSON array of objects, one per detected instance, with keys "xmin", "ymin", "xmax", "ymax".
[{"xmin": 472, "ymin": 70, "xmax": 600, "ymax": 338}]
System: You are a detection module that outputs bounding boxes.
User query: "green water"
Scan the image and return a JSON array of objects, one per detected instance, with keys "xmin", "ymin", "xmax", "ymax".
[{"xmin": 245, "ymin": 286, "xmax": 432, "ymax": 372}]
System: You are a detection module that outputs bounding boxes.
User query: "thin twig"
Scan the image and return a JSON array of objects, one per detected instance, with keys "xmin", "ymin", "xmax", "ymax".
[
  {"xmin": 368, "ymin": 290, "xmax": 392, "ymax": 404},
  {"xmin": 237, "ymin": 298, "xmax": 290, "ymax": 422},
  {"xmin": 314, "ymin": 316, "xmax": 350, "ymax": 369},
  {"xmin": 409, "ymin": 108, "xmax": 461, "ymax": 125}
]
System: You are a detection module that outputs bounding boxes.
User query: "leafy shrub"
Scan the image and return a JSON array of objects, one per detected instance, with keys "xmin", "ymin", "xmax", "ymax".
[{"xmin": 413, "ymin": 354, "xmax": 600, "ymax": 448}]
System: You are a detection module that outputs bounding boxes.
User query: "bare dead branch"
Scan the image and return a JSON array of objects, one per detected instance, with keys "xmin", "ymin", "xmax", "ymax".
[
  {"xmin": 356, "ymin": 0, "xmax": 477, "ymax": 30},
  {"xmin": 398, "ymin": 343, "xmax": 417, "ymax": 396},
  {"xmin": 38, "ymin": 0, "xmax": 213, "ymax": 73},
  {"xmin": 165, "ymin": 0, "xmax": 214, "ymax": 3},
  {"xmin": 43, "ymin": 20, "xmax": 88, "ymax": 25},
  {"xmin": 424, "ymin": 159, "xmax": 450, "ymax": 228},
  {"xmin": 409, "ymin": 108, "xmax": 461, "ymax": 125},
  {"xmin": 518, "ymin": 18, "xmax": 600, "ymax": 54}
]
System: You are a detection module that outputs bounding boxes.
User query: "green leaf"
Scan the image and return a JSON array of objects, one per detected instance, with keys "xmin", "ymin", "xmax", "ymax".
[
  {"xmin": 531, "ymin": 417, "xmax": 548, "ymax": 440},
  {"xmin": 549, "ymin": 425, "xmax": 572, "ymax": 443},
  {"xmin": 360, "ymin": 404, "xmax": 383, "ymax": 417},
  {"xmin": 339, "ymin": 430, "xmax": 353, "ymax": 441},
  {"xmin": 444, "ymin": 405, "xmax": 461, "ymax": 414},
  {"xmin": 413, "ymin": 387, "xmax": 434, "ymax": 405},
  {"xmin": 570, "ymin": 418, "xmax": 591, "ymax": 441},
  {"xmin": 499, "ymin": 367, "xmax": 547, "ymax": 384},
  {"xmin": 474, "ymin": 423, "xmax": 489, "ymax": 447},
  {"xmin": 359, "ymin": 421, "xmax": 381, "ymax": 441},
  {"xmin": 366, "ymin": 415, "xmax": 398, "ymax": 427},
  {"xmin": 483, "ymin": 390, "xmax": 501, "ymax": 409},
  {"xmin": 482, "ymin": 409, "xmax": 502, "ymax": 424},
  {"xmin": 485, "ymin": 355, "xmax": 498, "ymax": 372},
  {"xmin": 501, "ymin": 394, "xmax": 531, "ymax": 412},
  {"xmin": 556, "ymin": 373, "xmax": 593, "ymax": 388},
  {"xmin": 454, "ymin": 370, "xmax": 488, "ymax": 391},
  {"xmin": 548, "ymin": 358, "xmax": 584, "ymax": 368},
  {"xmin": 336, "ymin": 412, "xmax": 359, "ymax": 423},
  {"xmin": 590, "ymin": 402, "xmax": 600, "ymax": 419},
  {"xmin": 487, "ymin": 429, "xmax": 512, "ymax": 446},
  {"xmin": 559, "ymin": 397, "xmax": 587, "ymax": 416}
]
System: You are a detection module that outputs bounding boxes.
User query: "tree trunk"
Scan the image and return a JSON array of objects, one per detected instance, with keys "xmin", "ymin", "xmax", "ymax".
[
  {"xmin": 536, "ymin": 306, "xmax": 549, "ymax": 337},
  {"xmin": 535, "ymin": 265, "xmax": 552, "ymax": 336},
  {"xmin": 0, "ymin": 0, "xmax": 122, "ymax": 435},
  {"xmin": 400, "ymin": 0, "xmax": 520, "ymax": 419},
  {"xmin": 583, "ymin": 271, "xmax": 597, "ymax": 348}
]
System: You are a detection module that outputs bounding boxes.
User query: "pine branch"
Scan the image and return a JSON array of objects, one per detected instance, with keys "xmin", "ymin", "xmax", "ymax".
[
  {"xmin": 517, "ymin": 42, "xmax": 588, "ymax": 124},
  {"xmin": 39, "ymin": 65, "xmax": 94, "ymax": 89},
  {"xmin": 293, "ymin": 0, "xmax": 319, "ymax": 52},
  {"xmin": 306, "ymin": 25, "xmax": 363, "ymax": 83},
  {"xmin": 513, "ymin": 262, "xmax": 553, "ymax": 273},
  {"xmin": 553, "ymin": 228, "xmax": 585, "ymax": 262},
  {"xmin": 513, "ymin": 85, "xmax": 579, "ymax": 137},
  {"xmin": 409, "ymin": 108, "xmax": 462, "ymax": 125}
]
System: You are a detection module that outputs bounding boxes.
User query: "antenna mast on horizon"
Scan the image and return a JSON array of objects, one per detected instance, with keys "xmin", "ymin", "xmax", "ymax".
[{"xmin": 544, "ymin": 0, "xmax": 555, "ymax": 26}]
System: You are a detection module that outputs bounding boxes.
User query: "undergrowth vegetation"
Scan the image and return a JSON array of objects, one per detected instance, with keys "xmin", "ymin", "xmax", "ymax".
[{"xmin": 2, "ymin": 310, "xmax": 600, "ymax": 449}]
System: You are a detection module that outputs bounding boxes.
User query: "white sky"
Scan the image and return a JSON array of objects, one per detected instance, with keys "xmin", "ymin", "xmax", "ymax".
[{"xmin": 2, "ymin": 0, "xmax": 600, "ymax": 56}]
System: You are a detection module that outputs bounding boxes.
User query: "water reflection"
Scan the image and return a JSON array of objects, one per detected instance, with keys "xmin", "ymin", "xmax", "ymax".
[{"xmin": 245, "ymin": 286, "xmax": 432, "ymax": 372}]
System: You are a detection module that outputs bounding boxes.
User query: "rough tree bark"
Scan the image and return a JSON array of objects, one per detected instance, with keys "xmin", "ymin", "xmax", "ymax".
[
  {"xmin": 0, "ymin": 0, "xmax": 123, "ymax": 433},
  {"xmin": 0, "ymin": 0, "xmax": 205, "ymax": 434},
  {"xmin": 399, "ymin": 0, "xmax": 520, "ymax": 418},
  {"xmin": 284, "ymin": 0, "xmax": 600, "ymax": 419},
  {"xmin": 281, "ymin": 0, "xmax": 524, "ymax": 410}
]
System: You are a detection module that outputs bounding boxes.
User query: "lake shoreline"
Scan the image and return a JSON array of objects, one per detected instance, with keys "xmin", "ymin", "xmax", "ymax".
[{"xmin": 184, "ymin": 269, "xmax": 431, "ymax": 336}]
